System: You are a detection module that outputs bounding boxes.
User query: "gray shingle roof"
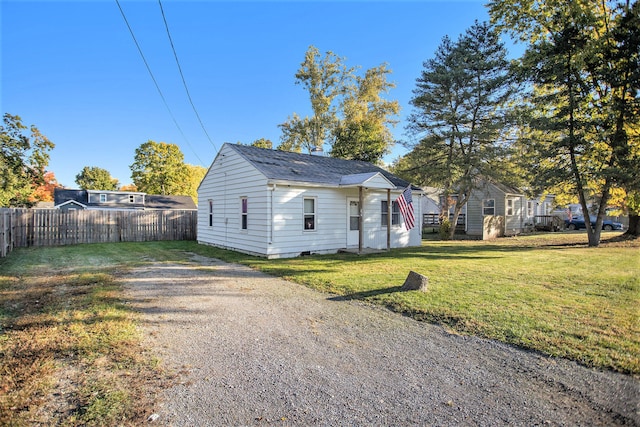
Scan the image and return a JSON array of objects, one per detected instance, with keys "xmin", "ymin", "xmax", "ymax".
[
  {"xmin": 145, "ymin": 195, "xmax": 197, "ymax": 210},
  {"xmin": 54, "ymin": 189, "xmax": 196, "ymax": 210},
  {"xmin": 228, "ymin": 144, "xmax": 414, "ymax": 189},
  {"xmin": 54, "ymin": 189, "xmax": 88, "ymax": 206},
  {"xmin": 486, "ymin": 178, "xmax": 524, "ymax": 196}
]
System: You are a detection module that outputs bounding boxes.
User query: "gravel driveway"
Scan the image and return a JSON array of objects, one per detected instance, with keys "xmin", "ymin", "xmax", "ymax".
[{"xmin": 124, "ymin": 253, "xmax": 639, "ymax": 426}]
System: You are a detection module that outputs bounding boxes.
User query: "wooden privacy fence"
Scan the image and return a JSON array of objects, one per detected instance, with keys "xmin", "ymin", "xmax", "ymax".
[
  {"xmin": 0, "ymin": 209, "xmax": 13, "ymax": 257},
  {"xmin": 0, "ymin": 208, "xmax": 197, "ymax": 257}
]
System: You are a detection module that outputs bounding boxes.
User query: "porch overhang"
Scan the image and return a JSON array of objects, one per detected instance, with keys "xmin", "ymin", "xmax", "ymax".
[{"xmin": 338, "ymin": 172, "xmax": 396, "ymax": 190}]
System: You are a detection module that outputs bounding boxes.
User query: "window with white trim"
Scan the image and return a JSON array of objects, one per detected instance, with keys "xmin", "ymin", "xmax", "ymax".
[
  {"xmin": 527, "ymin": 201, "xmax": 533, "ymax": 217},
  {"xmin": 100, "ymin": 194, "xmax": 107, "ymax": 203},
  {"xmin": 381, "ymin": 200, "xmax": 400, "ymax": 226},
  {"xmin": 483, "ymin": 199, "xmax": 495, "ymax": 216},
  {"xmin": 304, "ymin": 198, "xmax": 316, "ymax": 230},
  {"xmin": 507, "ymin": 198, "xmax": 514, "ymax": 216},
  {"xmin": 208, "ymin": 200, "xmax": 213, "ymax": 227},
  {"xmin": 350, "ymin": 201, "xmax": 359, "ymax": 231},
  {"xmin": 129, "ymin": 195, "xmax": 135, "ymax": 203},
  {"xmin": 240, "ymin": 197, "xmax": 248, "ymax": 230}
]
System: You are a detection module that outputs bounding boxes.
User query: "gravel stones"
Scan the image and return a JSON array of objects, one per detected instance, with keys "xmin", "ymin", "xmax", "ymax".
[{"xmin": 124, "ymin": 254, "xmax": 639, "ymax": 426}]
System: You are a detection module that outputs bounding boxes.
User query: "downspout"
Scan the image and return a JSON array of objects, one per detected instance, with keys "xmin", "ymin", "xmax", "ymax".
[
  {"xmin": 503, "ymin": 195, "xmax": 507, "ymax": 236},
  {"xmin": 387, "ymin": 189, "xmax": 391, "ymax": 250},
  {"xmin": 358, "ymin": 186, "xmax": 364, "ymax": 253},
  {"xmin": 223, "ymin": 171, "xmax": 227, "ymax": 248},
  {"xmin": 269, "ymin": 184, "xmax": 276, "ymax": 245},
  {"xmin": 417, "ymin": 193, "xmax": 423, "ymax": 243}
]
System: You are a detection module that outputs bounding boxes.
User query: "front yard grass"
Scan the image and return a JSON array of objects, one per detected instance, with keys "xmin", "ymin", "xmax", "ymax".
[
  {"xmin": 0, "ymin": 233, "xmax": 638, "ymax": 424},
  {"xmin": 191, "ymin": 232, "xmax": 639, "ymax": 376},
  {"xmin": 0, "ymin": 244, "xmax": 177, "ymax": 426}
]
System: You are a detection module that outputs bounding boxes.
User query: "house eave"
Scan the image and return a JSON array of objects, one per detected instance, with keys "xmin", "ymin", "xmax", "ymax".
[
  {"xmin": 266, "ymin": 178, "xmax": 404, "ymax": 191},
  {"xmin": 338, "ymin": 172, "xmax": 396, "ymax": 190},
  {"xmin": 55, "ymin": 200, "xmax": 87, "ymax": 209}
]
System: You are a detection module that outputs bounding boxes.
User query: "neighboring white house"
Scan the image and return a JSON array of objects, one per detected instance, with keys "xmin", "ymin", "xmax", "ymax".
[
  {"xmin": 197, "ymin": 143, "xmax": 423, "ymax": 259},
  {"xmin": 420, "ymin": 187, "xmax": 441, "ymax": 216},
  {"xmin": 526, "ymin": 194, "xmax": 556, "ymax": 219}
]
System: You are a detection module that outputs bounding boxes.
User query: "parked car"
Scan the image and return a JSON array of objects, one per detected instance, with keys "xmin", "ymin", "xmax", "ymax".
[{"xmin": 565, "ymin": 216, "xmax": 624, "ymax": 231}]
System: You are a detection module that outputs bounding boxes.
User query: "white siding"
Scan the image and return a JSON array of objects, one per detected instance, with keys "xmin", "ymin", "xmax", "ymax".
[
  {"xmin": 267, "ymin": 186, "xmax": 349, "ymax": 257},
  {"xmin": 197, "ymin": 145, "xmax": 269, "ymax": 256},
  {"xmin": 266, "ymin": 186, "xmax": 421, "ymax": 258},
  {"xmin": 198, "ymin": 145, "xmax": 423, "ymax": 258},
  {"xmin": 466, "ymin": 182, "xmax": 505, "ymax": 236},
  {"xmin": 361, "ymin": 190, "xmax": 422, "ymax": 249},
  {"xmin": 504, "ymin": 195, "xmax": 525, "ymax": 236},
  {"xmin": 466, "ymin": 191, "xmax": 486, "ymax": 236},
  {"xmin": 466, "ymin": 182, "xmax": 526, "ymax": 237}
]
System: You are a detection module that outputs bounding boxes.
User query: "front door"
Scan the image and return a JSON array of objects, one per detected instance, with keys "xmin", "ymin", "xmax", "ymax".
[{"xmin": 347, "ymin": 198, "xmax": 360, "ymax": 247}]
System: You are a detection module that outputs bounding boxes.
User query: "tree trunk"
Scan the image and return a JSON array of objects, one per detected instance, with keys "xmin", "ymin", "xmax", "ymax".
[
  {"xmin": 448, "ymin": 204, "xmax": 464, "ymax": 240},
  {"xmin": 624, "ymin": 214, "xmax": 640, "ymax": 237},
  {"xmin": 439, "ymin": 188, "xmax": 452, "ymax": 240}
]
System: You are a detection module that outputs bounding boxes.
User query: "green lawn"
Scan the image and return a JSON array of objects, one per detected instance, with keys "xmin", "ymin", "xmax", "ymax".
[
  {"xmin": 0, "ymin": 233, "xmax": 638, "ymax": 424},
  {"xmin": 189, "ymin": 233, "xmax": 640, "ymax": 376},
  {"xmin": 0, "ymin": 243, "xmax": 173, "ymax": 426}
]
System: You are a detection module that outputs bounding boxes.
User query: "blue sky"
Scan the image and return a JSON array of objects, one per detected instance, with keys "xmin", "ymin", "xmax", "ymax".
[{"xmin": 2, "ymin": 0, "xmax": 492, "ymax": 188}]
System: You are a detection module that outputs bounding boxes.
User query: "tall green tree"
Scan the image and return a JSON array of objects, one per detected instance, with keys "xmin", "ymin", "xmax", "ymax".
[
  {"xmin": 331, "ymin": 64, "xmax": 400, "ymax": 163},
  {"xmin": 130, "ymin": 140, "xmax": 189, "ymax": 195},
  {"xmin": 185, "ymin": 164, "xmax": 207, "ymax": 202},
  {"xmin": 279, "ymin": 46, "xmax": 401, "ymax": 164},
  {"xmin": 278, "ymin": 46, "xmax": 354, "ymax": 153},
  {"xmin": 489, "ymin": 0, "xmax": 640, "ymax": 244},
  {"xmin": 75, "ymin": 166, "xmax": 119, "ymax": 190},
  {"xmin": 0, "ymin": 113, "xmax": 54, "ymax": 207},
  {"xmin": 403, "ymin": 21, "xmax": 516, "ymax": 239}
]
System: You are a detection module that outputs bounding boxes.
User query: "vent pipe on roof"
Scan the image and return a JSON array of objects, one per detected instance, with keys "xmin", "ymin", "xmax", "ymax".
[{"xmin": 310, "ymin": 146, "xmax": 324, "ymax": 156}]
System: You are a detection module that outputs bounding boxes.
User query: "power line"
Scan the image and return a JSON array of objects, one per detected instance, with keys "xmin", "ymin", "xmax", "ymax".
[
  {"xmin": 158, "ymin": 0, "xmax": 218, "ymax": 153},
  {"xmin": 114, "ymin": 0, "xmax": 206, "ymax": 166}
]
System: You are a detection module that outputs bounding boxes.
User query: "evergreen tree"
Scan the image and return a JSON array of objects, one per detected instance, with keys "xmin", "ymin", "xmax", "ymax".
[{"xmin": 404, "ymin": 21, "xmax": 516, "ymax": 239}]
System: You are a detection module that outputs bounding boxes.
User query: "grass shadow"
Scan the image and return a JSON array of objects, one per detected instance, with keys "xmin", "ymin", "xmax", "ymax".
[{"xmin": 327, "ymin": 286, "xmax": 404, "ymax": 302}]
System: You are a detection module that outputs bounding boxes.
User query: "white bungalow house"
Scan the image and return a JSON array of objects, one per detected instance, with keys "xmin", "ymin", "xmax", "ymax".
[{"xmin": 197, "ymin": 143, "xmax": 423, "ymax": 258}]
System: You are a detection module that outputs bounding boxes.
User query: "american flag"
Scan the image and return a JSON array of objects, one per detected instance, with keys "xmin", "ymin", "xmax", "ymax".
[{"xmin": 397, "ymin": 186, "xmax": 415, "ymax": 230}]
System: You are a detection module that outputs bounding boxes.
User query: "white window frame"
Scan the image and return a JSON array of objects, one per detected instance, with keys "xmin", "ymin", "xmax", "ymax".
[
  {"xmin": 303, "ymin": 197, "xmax": 316, "ymax": 231},
  {"xmin": 392, "ymin": 201, "xmax": 400, "ymax": 225},
  {"xmin": 527, "ymin": 201, "xmax": 533, "ymax": 217},
  {"xmin": 129, "ymin": 195, "xmax": 135, "ymax": 203},
  {"xmin": 100, "ymin": 194, "xmax": 107, "ymax": 203},
  {"xmin": 208, "ymin": 200, "xmax": 213, "ymax": 227},
  {"xmin": 381, "ymin": 200, "xmax": 401, "ymax": 227},
  {"xmin": 506, "ymin": 198, "xmax": 514, "ymax": 216},
  {"xmin": 483, "ymin": 199, "xmax": 495, "ymax": 216}
]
